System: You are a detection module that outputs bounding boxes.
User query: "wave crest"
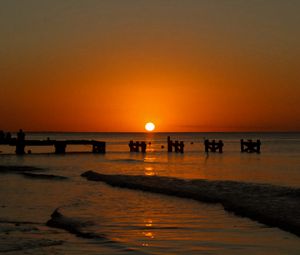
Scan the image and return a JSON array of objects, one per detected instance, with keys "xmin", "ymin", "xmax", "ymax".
[{"xmin": 81, "ymin": 171, "xmax": 300, "ymax": 237}]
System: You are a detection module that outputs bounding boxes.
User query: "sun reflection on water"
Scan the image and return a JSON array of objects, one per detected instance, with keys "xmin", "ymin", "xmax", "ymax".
[
  {"xmin": 145, "ymin": 219, "xmax": 153, "ymax": 227},
  {"xmin": 142, "ymin": 231, "xmax": 154, "ymax": 239},
  {"xmin": 141, "ymin": 219, "xmax": 155, "ymax": 247},
  {"xmin": 144, "ymin": 166, "xmax": 155, "ymax": 176}
]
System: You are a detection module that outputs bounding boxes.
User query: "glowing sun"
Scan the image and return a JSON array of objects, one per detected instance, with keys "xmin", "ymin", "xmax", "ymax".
[{"xmin": 145, "ymin": 122, "xmax": 155, "ymax": 132}]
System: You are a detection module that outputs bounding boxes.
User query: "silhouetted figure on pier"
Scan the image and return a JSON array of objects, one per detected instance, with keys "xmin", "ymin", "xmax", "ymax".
[{"xmin": 16, "ymin": 129, "xmax": 26, "ymax": 155}]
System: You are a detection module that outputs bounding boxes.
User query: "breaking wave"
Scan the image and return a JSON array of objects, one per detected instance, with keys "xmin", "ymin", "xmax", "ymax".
[
  {"xmin": 46, "ymin": 208, "xmax": 105, "ymax": 239},
  {"xmin": 46, "ymin": 208, "xmax": 152, "ymax": 254},
  {"xmin": 81, "ymin": 171, "xmax": 300, "ymax": 237}
]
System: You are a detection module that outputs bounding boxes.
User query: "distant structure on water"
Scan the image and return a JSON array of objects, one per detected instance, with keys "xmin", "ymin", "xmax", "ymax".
[
  {"xmin": 129, "ymin": 140, "xmax": 147, "ymax": 153},
  {"xmin": 167, "ymin": 136, "xmax": 184, "ymax": 153},
  {"xmin": 0, "ymin": 129, "xmax": 262, "ymax": 155},
  {"xmin": 240, "ymin": 139, "xmax": 261, "ymax": 153},
  {"xmin": 0, "ymin": 129, "xmax": 106, "ymax": 155},
  {"xmin": 204, "ymin": 139, "xmax": 224, "ymax": 153}
]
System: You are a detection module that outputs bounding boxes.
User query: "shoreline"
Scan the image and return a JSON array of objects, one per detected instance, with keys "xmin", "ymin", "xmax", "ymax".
[
  {"xmin": 1, "ymin": 165, "xmax": 299, "ymax": 237},
  {"xmin": 81, "ymin": 171, "xmax": 300, "ymax": 237}
]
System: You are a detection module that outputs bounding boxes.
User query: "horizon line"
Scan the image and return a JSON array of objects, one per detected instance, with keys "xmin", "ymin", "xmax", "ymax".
[{"xmin": 8, "ymin": 130, "xmax": 300, "ymax": 133}]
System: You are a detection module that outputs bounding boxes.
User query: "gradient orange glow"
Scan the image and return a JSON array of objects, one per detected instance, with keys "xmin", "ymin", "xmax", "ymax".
[{"xmin": 0, "ymin": 1, "xmax": 299, "ymax": 132}]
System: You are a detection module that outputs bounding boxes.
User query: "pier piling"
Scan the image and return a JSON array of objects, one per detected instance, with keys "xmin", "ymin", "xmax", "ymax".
[
  {"xmin": 241, "ymin": 139, "xmax": 261, "ymax": 153},
  {"xmin": 204, "ymin": 139, "xmax": 224, "ymax": 153},
  {"xmin": 129, "ymin": 140, "xmax": 147, "ymax": 153},
  {"xmin": 167, "ymin": 136, "xmax": 184, "ymax": 153}
]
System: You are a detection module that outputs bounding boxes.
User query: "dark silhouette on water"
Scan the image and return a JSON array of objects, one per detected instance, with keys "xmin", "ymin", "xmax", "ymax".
[
  {"xmin": 2, "ymin": 129, "xmax": 106, "ymax": 155},
  {"xmin": 241, "ymin": 139, "xmax": 261, "ymax": 153},
  {"xmin": 204, "ymin": 139, "xmax": 224, "ymax": 153},
  {"xmin": 128, "ymin": 140, "xmax": 147, "ymax": 153},
  {"xmin": 5, "ymin": 132, "xmax": 11, "ymax": 142},
  {"xmin": 16, "ymin": 129, "xmax": 26, "ymax": 155},
  {"xmin": 17, "ymin": 129, "xmax": 25, "ymax": 141},
  {"xmin": 0, "ymin": 130, "xmax": 12, "ymax": 144},
  {"xmin": 167, "ymin": 136, "xmax": 184, "ymax": 153}
]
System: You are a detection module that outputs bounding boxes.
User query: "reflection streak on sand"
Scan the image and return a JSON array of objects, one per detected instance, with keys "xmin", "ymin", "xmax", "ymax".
[{"xmin": 81, "ymin": 171, "xmax": 300, "ymax": 237}]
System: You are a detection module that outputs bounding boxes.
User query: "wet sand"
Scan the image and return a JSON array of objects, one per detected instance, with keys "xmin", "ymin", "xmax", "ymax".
[
  {"xmin": 0, "ymin": 165, "xmax": 45, "ymax": 173},
  {"xmin": 81, "ymin": 171, "xmax": 300, "ymax": 237}
]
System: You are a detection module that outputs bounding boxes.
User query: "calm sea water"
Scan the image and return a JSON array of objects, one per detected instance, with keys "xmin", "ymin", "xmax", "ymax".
[{"xmin": 0, "ymin": 132, "xmax": 299, "ymax": 254}]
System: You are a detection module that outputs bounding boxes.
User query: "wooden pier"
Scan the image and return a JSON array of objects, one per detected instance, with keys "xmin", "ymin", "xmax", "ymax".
[
  {"xmin": 0, "ymin": 130, "xmax": 263, "ymax": 155},
  {"xmin": 10, "ymin": 139, "xmax": 106, "ymax": 155},
  {"xmin": 0, "ymin": 130, "xmax": 105, "ymax": 155}
]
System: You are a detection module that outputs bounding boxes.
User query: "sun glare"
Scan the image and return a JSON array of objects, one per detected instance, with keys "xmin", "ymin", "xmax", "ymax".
[{"xmin": 145, "ymin": 122, "xmax": 155, "ymax": 132}]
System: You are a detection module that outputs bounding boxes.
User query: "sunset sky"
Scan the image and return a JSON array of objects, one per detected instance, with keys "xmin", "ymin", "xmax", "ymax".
[{"xmin": 0, "ymin": 0, "xmax": 299, "ymax": 132}]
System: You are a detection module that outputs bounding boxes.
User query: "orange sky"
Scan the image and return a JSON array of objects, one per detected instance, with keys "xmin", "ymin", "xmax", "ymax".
[{"xmin": 0, "ymin": 0, "xmax": 299, "ymax": 132}]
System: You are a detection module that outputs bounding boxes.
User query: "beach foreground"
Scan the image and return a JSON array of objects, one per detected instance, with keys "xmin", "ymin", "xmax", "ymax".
[{"xmin": 82, "ymin": 171, "xmax": 300, "ymax": 237}]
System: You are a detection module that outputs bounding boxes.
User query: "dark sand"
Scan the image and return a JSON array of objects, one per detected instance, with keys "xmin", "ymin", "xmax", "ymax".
[{"xmin": 81, "ymin": 171, "xmax": 300, "ymax": 237}]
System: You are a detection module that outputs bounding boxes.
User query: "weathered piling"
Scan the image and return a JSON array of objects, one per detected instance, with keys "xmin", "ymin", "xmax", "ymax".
[
  {"xmin": 204, "ymin": 139, "xmax": 224, "ymax": 153},
  {"xmin": 241, "ymin": 139, "xmax": 261, "ymax": 153},
  {"xmin": 15, "ymin": 129, "xmax": 26, "ymax": 155},
  {"xmin": 167, "ymin": 136, "xmax": 184, "ymax": 153},
  {"xmin": 92, "ymin": 141, "xmax": 106, "ymax": 153},
  {"xmin": 54, "ymin": 141, "xmax": 67, "ymax": 154},
  {"xmin": 129, "ymin": 140, "xmax": 147, "ymax": 153}
]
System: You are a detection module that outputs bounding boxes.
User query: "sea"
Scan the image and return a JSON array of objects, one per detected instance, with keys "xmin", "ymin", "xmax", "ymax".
[{"xmin": 0, "ymin": 132, "xmax": 299, "ymax": 254}]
